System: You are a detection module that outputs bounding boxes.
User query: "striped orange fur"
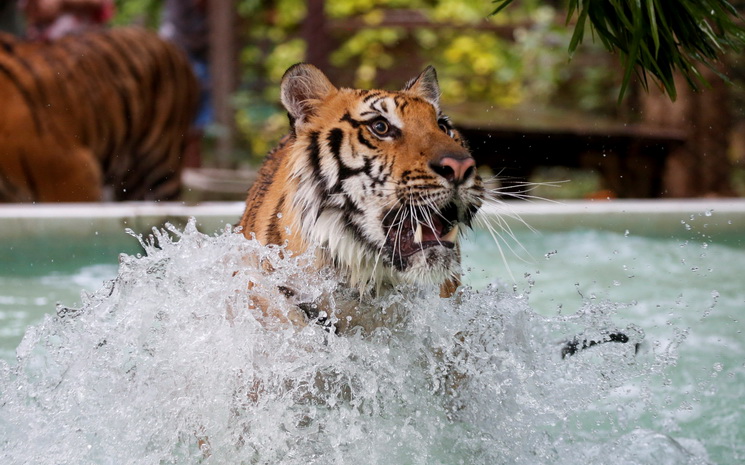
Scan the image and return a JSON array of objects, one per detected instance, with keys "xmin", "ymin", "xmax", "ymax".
[
  {"xmin": 239, "ymin": 64, "xmax": 485, "ymax": 330},
  {"xmin": 0, "ymin": 27, "xmax": 198, "ymax": 202}
]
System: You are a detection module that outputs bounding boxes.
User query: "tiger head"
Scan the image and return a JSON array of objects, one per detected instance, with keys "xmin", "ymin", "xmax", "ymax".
[{"xmin": 240, "ymin": 64, "xmax": 485, "ymax": 295}]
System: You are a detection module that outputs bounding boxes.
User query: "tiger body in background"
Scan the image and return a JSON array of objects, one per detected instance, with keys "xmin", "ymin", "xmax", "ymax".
[
  {"xmin": 0, "ymin": 27, "xmax": 198, "ymax": 202},
  {"xmin": 239, "ymin": 64, "xmax": 484, "ymax": 331}
]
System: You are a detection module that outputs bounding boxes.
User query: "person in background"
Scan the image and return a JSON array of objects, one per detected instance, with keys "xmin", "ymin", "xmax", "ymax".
[
  {"xmin": 160, "ymin": 0, "xmax": 211, "ymax": 168},
  {"xmin": 20, "ymin": 0, "xmax": 114, "ymax": 41}
]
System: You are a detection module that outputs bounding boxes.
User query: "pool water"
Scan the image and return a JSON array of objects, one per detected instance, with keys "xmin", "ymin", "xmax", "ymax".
[
  {"xmin": 0, "ymin": 237, "xmax": 139, "ymax": 362},
  {"xmin": 0, "ymin": 215, "xmax": 743, "ymax": 464},
  {"xmin": 0, "ymin": 264, "xmax": 118, "ymax": 361},
  {"xmin": 463, "ymin": 227, "xmax": 745, "ymax": 463}
]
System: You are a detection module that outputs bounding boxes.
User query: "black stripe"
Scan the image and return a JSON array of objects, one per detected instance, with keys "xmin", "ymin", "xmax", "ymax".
[
  {"xmin": 0, "ymin": 164, "xmax": 20, "ymax": 201},
  {"xmin": 347, "ymin": 217, "xmax": 377, "ymax": 253},
  {"xmin": 266, "ymin": 194, "xmax": 285, "ymax": 245},
  {"xmin": 327, "ymin": 128, "xmax": 343, "ymax": 158},
  {"xmin": 363, "ymin": 91, "xmax": 383, "ymax": 103},
  {"xmin": 308, "ymin": 132, "xmax": 327, "ymax": 220},
  {"xmin": 5, "ymin": 44, "xmax": 75, "ymax": 144},
  {"xmin": 0, "ymin": 35, "xmax": 14, "ymax": 53},
  {"xmin": 100, "ymin": 33, "xmax": 148, "ymax": 178},
  {"xmin": 333, "ymin": 164, "xmax": 361, "ymax": 194},
  {"xmin": 78, "ymin": 34, "xmax": 135, "ymax": 145},
  {"xmin": 327, "ymin": 127, "xmax": 384, "ymax": 194},
  {"xmin": 36, "ymin": 44, "xmax": 83, "ymax": 141},
  {"xmin": 12, "ymin": 49, "xmax": 52, "ymax": 115},
  {"xmin": 340, "ymin": 113, "xmax": 362, "ymax": 128},
  {"xmin": 0, "ymin": 62, "xmax": 44, "ymax": 134},
  {"xmin": 307, "ymin": 131, "xmax": 322, "ymax": 178},
  {"xmin": 307, "ymin": 131, "xmax": 332, "ymax": 200},
  {"xmin": 18, "ymin": 150, "xmax": 39, "ymax": 200},
  {"xmin": 56, "ymin": 38, "xmax": 122, "ymax": 176},
  {"xmin": 394, "ymin": 96, "xmax": 408, "ymax": 113},
  {"xmin": 54, "ymin": 39, "xmax": 110, "ymax": 153},
  {"xmin": 100, "ymin": 32, "xmax": 146, "ymax": 86},
  {"xmin": 357, "ymin": 130, "xmax": 376, "ymax": 150}
]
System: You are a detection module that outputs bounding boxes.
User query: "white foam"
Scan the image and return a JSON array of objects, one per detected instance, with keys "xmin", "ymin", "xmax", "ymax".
[{"xmin": 0, "ymin": 220, "xmax": 709, "ymax": 464}]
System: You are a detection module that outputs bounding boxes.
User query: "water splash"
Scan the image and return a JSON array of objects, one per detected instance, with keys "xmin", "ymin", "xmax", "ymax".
[{"xmin": 0, "ymin": 221, "xmax": 708, "ymax": 464}]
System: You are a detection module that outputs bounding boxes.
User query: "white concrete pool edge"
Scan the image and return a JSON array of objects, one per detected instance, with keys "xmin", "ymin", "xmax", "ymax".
[
  {"xmin": 0, "ymin": 199, "xmax": 744, "ymax": 240},
  {"xmin": 477, "ymin": 199, "xmax": 745, "ymax": 238}
]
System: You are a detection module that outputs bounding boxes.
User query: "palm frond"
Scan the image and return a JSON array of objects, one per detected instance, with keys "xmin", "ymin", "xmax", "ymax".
[{"xmin": 492, "ymin": 0, "xmax": 745, "ymax": 101}]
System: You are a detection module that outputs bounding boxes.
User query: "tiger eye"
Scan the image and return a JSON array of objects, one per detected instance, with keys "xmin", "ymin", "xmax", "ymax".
[{"xmin": 371, "ymin": 120, "xmax": 390, "ymax": 135}]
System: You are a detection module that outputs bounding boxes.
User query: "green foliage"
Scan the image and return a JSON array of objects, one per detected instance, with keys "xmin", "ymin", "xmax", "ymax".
[
  {"xmin": 328, "ymin": 0, "xmax": 552, "ymax": 105},
  {"xmin": 234, "ymin": 0, "xmax": 307, "ymax": 161},
  {"xmin": 112, "ymin": 0, "xmax": 160, "ymax": 28},
  {"xmin": 233, "ymin": 0, "xmax": 585, "ymax": 162},
  {"xmin": 493, "ymin": 0, "xmax": 745, "ymax": 101}
]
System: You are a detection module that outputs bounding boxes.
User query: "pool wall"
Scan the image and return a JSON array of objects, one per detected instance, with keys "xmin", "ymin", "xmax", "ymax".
[{"xmin": 1, "ymin": 199, "xmax": 744, "ymax": 242}]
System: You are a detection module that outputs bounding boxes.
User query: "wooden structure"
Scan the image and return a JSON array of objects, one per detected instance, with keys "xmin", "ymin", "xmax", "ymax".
[
  {"xmin": 208, "ymin": 0, "xmax": 238, "ymax": 168},
  {"xmin": 449, "ymin": 104, "xmax": 686, "ymax": 198}
]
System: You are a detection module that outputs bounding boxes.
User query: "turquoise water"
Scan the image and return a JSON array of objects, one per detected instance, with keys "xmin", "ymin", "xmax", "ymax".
[
  {"xmin": 462, "ymin": 228, "xmax": 745, "ymax": 463},
  {"xmin": 0, "ymin": 237, "xmax": 139, "ymax": 361},
  {"xmin": 0, "ymin": 217, "xmax": 743, "ymax": 464}
]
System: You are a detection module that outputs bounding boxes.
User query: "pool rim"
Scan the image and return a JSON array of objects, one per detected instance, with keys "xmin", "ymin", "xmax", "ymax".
[{"xmin": 0, "ymin": 199, "xmax": 743, "ymax": 240}]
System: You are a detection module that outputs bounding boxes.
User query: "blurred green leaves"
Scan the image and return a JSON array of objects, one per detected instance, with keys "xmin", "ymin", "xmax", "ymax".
[
  {"xmin": 112, "ymin": 0, "xmax": 160, "ymax": 28},
  {"xmin": 493, "ymin": 0, "xmax": 745, "ymax": 101}
]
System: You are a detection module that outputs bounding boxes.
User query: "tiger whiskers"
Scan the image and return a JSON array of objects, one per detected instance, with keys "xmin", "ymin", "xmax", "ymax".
[
  {"xmin": 485, "ymin": 176, "xmax": 567, "ymax": 202},
  {"xmin": 472, "ymin": 179, "xmax": 563, "ymax": 282}
]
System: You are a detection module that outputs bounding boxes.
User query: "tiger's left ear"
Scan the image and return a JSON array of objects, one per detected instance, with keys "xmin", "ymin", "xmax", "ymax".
[
  {"xmin": 402, "ymin": 66, "xmax": 441, "ymax": 111},
  {"xmin": 281, "ymin": 63, "xmax": 337, "ymax": 129}
]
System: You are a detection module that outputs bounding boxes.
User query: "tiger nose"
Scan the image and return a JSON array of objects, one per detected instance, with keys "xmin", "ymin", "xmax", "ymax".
[{"xmin": 430, "ymin": 155, "xmax": 476, "ymax": 185}]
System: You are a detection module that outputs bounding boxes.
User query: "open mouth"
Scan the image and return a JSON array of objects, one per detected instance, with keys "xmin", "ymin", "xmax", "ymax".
[{"xmin": 382, "ymin": 203, "xmax": 460, "ymax": 259}]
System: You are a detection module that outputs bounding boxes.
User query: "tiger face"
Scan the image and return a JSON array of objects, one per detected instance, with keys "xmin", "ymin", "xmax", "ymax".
[{"xmin": 240, "ymin": 64, "xmax": 484, "ymax": 296}]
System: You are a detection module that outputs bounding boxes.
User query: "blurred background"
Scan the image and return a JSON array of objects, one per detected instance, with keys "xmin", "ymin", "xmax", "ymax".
[{"xmin": 3, "ymin": 0, "xmax": 744, "ymax": 200}]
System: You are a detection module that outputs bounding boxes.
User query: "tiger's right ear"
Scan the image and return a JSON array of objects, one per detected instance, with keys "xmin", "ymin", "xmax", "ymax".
[{"xmin": 280, "ymin": 63, "xmax": 337, "ymax": 128}]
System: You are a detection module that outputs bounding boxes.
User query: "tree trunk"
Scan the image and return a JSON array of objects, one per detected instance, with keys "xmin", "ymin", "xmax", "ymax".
[
  {"xmin": 208, "ymin": 0, "xmax": 238, "ymax": 168},
  {"xmin": 641, "ymin": 67, "xmax": 735, "ymax": 197}
]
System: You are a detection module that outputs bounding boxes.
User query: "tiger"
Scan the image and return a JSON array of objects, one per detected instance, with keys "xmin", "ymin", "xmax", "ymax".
[
  {"xmin": 238, "ymin": 63, "xmax": 483, "ymax": 332},
  {"xmin": 0, "ymin": 26, "xmax": 198, "ymax": 202}
]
